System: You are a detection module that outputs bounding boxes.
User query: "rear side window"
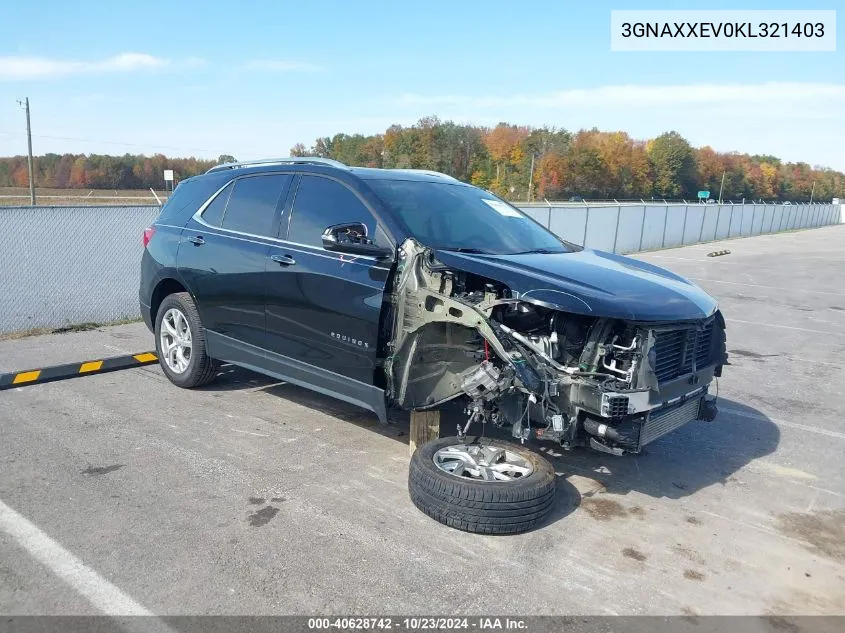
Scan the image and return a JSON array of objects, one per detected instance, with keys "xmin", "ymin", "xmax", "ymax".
[
  {"xmin": 287, "ymin": 175, "xmax": 377, "ymax": 247},
  {"xmin": 159, "ymin": 178, "xmax": 220, "ymax": 222},
  {"xmin": 220, "ymin": 174, "xmax": 291, "ymax": 237},
  {"xmin": 200, "ymin": 182, "xmax": 233, "ymax": 227}
]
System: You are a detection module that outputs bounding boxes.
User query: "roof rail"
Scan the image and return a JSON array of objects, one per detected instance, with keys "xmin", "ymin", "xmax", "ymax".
[
  {"xmin": 205, "ymin": 156, "xmax": 349, "ymax": 174},
  {"xmin": 391, "ymin": 168, "xmax": 460, "ymax": 182}
]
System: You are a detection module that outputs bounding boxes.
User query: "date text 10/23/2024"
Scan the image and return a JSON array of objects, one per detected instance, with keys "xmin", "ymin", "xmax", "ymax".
[{"xmin": 307, "ymin": 617, "xmax": 529, "ymax": 631}]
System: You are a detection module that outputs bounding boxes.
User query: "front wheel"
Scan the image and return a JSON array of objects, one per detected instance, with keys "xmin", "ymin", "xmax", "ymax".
[
  {"xmin": 154, "ymin": 292, "xmax": 218, "ymax": 388},
  {"xmin": 408, "ymin": 437, "xmax": 557, "ymax": 535}
]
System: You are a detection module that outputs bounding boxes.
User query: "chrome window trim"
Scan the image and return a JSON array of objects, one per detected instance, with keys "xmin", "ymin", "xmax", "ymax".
[
  {"xmin": 193, "ymin": 179, "xmax": 234, "ymax": 221},
  {"xmin": 192, "ymin": 174, "xmax": 285, "ymax": 243},
  {"xmin": 185, "ymin": 226, "xmax": 383, "ymax": 266},
  {"xmin": 188, "ymin": 172, "xmax": 393, "ymax": 265}
]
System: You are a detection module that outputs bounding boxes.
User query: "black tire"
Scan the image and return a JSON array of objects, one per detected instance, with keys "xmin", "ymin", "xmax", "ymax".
[
  {"xmin": 408, "ymin": 437, "xmax": 557, "ymax": 535},
  {"xmin": 154, "ymin": 292, "xmax": 219, "ymax": 388}
]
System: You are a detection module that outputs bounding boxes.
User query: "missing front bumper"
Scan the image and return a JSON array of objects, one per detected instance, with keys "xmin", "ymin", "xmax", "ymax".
[
  {"xmin": 586, "ymin": 394, "xmax": 715, "ymax": 454},
  {"xmin": 639, "ymin": 396, "xmax": 704, "ymax": 446}
]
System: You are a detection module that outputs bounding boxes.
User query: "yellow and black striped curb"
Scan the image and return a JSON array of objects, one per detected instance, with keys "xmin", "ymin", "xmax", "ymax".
[
  {"xmin": 0, "ymin": 352, "xmax": 158, "ymax": 391},
  {"xmin": 707, "ymin": 249, "xmax": 731, "ymax": 257}
]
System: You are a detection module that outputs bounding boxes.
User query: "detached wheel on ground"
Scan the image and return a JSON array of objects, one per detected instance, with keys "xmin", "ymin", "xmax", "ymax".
[
  {"xmin": 408, "ymin": 436, "xmax": 557, "ymax": 535},
  {"xmin": 154, "ymin": 292, "xmax": 219, "ymax": 388}
]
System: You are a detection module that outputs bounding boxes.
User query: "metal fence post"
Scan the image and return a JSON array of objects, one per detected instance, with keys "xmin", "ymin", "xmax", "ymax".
[
  {"xmin": 612, "ymin": 205, "xmax": 621, "ymax": 254},
  {"xmin": 638, "ymin": 201, "xmax": 647, "ymax": 252},
  {"xmin": 768, "ymin": 202, "xmax": 776, "ymax": 233},
  {"xmin": 750, "ymin": 204, "xmax": 757, "ymax": 235},
  {"xmin": 546, "ymin": 199, "xmax": 552, "ymax": 229},
  {"xmin": 680, "ymin": 204, "xmax": 689, "ymax": 245},
  {"xmin": 698, "ymin": 203, "xmax": 707, "ymax": 242},
  {"xmin": 714, "ymin": 203, "xmax": 722, "ymax": 241},
  {"xmin": 582, "ymin": 205, "xmax": 590, "ymax": 247},
  {"xmin": 727, "ymin": 203, "xmax": 735, "ymax": 238},
  {"xmin": 660, "ymin": 201, "xmax": 669, "ymax": 248}
]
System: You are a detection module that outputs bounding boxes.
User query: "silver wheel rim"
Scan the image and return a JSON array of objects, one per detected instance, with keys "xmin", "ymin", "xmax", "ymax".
[
  {"xmin": 433, "ymin": 444, "xmax": 533, "ymax": 482},
  {"xmin": 160, "ymin": 308, "xmax": 192, "ymax": 374}
]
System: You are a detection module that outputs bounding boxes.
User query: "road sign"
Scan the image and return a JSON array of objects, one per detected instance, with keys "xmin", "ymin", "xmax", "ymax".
[
  {"xmin": 163, "ymin": 169, "xmax": 174, "ymax": 182},
  {"xmin": 697, "ymin": 190, "xmax": 710, "ymax": 199}
]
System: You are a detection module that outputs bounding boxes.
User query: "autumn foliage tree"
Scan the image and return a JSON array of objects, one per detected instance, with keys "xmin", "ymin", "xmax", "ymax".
[{"xmin": 2, "ymin": 119, "xmax": 842, "ymax": 201}]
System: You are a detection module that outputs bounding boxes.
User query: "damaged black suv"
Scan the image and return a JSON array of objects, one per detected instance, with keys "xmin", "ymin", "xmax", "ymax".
[{"xmin": 140, "ymin": 157, "xmax": 727, "ymax": 534}]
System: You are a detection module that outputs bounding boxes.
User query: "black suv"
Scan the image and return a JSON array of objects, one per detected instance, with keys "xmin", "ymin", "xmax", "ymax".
[{"xmin": 140, "ymin": 157, "xmax": 726, "ymax": 534}]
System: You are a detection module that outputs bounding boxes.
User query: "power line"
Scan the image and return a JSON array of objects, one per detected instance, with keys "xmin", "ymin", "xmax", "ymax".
[{"xmin": 0, "ymin": 130, "xmax": 226, "ymax": 155}]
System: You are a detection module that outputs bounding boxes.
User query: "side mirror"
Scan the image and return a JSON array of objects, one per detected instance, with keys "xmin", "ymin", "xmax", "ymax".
[{"xmin": 321, "ymin": 222, "xmax": 392, "ymax": 258}]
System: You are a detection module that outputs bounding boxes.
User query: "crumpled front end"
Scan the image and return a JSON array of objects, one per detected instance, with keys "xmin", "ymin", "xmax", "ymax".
[{"xmin": 383, "ymin": 240, "xmax": 727, "ymax": 455}]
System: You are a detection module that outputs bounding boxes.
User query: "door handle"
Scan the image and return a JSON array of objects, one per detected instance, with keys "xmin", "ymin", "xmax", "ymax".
[
  {"xmin": 270, "ymin": 254, "xmax": 296, "ymax": 266},
  {"xmin": 188, "ymin": 235, "xmax": 205, "ymax": 246}
]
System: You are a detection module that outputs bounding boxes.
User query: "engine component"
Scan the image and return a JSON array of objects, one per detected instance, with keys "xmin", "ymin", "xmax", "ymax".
[
  {"xmin": 460, "ymin": 361, "xmax": 505, "ymax": 401},
  {"xmin": 583, "ymin": 418, "xmax": 624, "ymax": 443}
]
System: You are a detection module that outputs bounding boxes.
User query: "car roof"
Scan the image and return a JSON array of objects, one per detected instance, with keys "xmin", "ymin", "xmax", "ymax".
[
  {"xmin": 193, "ymin": 161, "xmax": 468, "ymax": 186},
  {"xmin": 348, "ymin": 167, "xmax": 467, "ymax": 184}
]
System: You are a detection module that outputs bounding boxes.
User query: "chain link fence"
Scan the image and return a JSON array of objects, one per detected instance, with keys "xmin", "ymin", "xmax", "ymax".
[
  {"xmin": 0, "ymin": 205, "xmax": 159, "ymax": 335},
  {"xmin": 0, "ymin": 201, "xmax": 841, "ymax": 335}
]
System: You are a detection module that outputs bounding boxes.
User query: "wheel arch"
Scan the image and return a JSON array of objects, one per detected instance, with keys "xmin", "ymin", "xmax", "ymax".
[{"xmin": 150, "ymin": 277, "xmax": 193, "ymax": 327}]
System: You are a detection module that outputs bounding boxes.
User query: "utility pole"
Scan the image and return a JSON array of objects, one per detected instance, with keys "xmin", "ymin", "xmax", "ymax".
[
  {"xmin": 16, "ymin": 97, "xmax": 36, "ymax": 205},
  {"xmin": 717, "ymin": 171, "xmax": 725, "ymax": 204},
  {"xmin": 810, "ymin": 181, "xmax": 816, "ymax": 204},
  {"xmin": 527, "ymin": 153, "xmax": 536, "ymax": 202}
]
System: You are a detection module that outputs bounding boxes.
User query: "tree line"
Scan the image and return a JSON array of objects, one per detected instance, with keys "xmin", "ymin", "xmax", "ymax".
[
  {"xmin": 0, "ymin": 153, "xmax": 221, "ymax": 191},
  {"xmin": 1, "ymin": 118, "xmax": 841, "ymax": 201},
  {"xmin": 292, "ymin": 117, "xmax": 844, "ymax": 202}
]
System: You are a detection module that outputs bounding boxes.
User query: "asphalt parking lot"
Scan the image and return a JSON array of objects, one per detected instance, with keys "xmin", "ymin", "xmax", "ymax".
[{"xmin": 1, "ymin": 225, "xmax": 843, "ymax": 617}]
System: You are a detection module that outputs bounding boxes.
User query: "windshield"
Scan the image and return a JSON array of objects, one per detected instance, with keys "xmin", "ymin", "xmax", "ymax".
[{"xmin": 366, "ymin": 179, "xmax": 574, "ymax": 255}]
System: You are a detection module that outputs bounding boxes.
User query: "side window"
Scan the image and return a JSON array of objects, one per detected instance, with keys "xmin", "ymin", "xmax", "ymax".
[
  {"xmin": 221, "ymin": 174, "xmax": 290, "ymax": 237},
  {"xmin": 287, "ymin": 175, "xmax": 379, "ymax": 247},
  {"xmin": 200, "ymin": 182, "xmax": 233, "ymax": 227}
]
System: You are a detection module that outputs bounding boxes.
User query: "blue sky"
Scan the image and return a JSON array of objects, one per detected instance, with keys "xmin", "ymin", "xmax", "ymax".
[{"xmin": 1, "ymin": 0, "xmax": 843, "ymax": 169}]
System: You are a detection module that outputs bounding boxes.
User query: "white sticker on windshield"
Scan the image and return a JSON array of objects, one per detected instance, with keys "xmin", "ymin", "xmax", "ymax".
[{"xmin": 482, "ymin": 199, "xmax": 523, "ymax": 217}]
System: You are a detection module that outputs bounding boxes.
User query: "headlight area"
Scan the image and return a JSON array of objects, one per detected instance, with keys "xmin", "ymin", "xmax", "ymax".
[{"xmin": 383, "ymin": 239, "xmax": 725, "ymax": 457}]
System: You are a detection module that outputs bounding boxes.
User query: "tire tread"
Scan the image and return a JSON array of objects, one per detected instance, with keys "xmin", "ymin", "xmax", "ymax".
[{"xmin": 407, "ymin": 437, "xmax": 557, "ymax": 535}]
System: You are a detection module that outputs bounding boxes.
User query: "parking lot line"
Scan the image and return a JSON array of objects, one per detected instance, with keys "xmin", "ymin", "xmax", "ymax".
[
  {"xmin": 720, "ymin": 405, "xmax": 845, "ymax": 441},
  {"xmin": 689, "ymin": 277, "xmax": 845, "ymax": 297},
  {"xmin": 0, "ymin": 498, "xmax": 154, "ymax": 616},
  {"xmin": 725, "ymin": 318, "xmax": 837, "ymax": 335}
]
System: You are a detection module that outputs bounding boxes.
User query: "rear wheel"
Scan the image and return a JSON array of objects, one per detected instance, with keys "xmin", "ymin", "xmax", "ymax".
[
  {"xmin": 408, "ymin": 437, "xmax": 557, "ymax": 535},
  {"xmin": 154, "ymin": 292, "xmax": 218, "ymax": 388}
]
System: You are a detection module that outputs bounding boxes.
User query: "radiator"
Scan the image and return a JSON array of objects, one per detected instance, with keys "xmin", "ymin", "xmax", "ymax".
[{"xmin": 639, "ymin": 397, "xmax": 702, "ymax": 446}]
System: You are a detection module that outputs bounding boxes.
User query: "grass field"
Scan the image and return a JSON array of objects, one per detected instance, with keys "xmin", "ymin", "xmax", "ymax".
[{"xmin": 0, "ymin": 187, "xmax": 168, "ymax": 206}]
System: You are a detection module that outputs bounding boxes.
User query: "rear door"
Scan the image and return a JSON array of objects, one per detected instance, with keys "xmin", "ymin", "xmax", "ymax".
[
  {"xmin": 178, "ymin": 173, "xmax": 292, "ymax": 351},
  {"xmin": 263, "ymin": 174, "xmax": 394, "ymax": 416}
]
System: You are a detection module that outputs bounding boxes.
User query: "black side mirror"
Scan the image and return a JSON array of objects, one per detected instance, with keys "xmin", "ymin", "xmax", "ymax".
[{"xmin": 321, "ymin": 222, "xmax": 392, "ymax": 258}]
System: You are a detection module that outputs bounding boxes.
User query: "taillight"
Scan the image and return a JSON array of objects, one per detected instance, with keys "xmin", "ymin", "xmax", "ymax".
[{"xmin": 142, "ymin": 226, "xmax": 156, "ymax": 248}]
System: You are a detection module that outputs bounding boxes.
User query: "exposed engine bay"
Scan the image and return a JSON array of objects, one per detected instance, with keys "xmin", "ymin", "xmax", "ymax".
[{"xmin": 382, "ymin": 239, "xmax": 727, "ymax": 455}]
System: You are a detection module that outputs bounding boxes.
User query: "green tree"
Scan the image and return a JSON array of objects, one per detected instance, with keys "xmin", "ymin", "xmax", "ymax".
[{"xmin": 647, "ymin": 131, "xmax": 697, "ymax": 198}]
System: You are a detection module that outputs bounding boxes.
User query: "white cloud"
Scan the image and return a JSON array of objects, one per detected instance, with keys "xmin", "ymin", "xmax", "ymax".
[
  {"xmin": 183, "ymin": 56, "xmax": 208, "ymax": 68},
  {"xmin": 0, "ymin": 53, "xmax": 168, "ymax": 80},
  {"xmin": 397, "ymin": 82, "xmax": 845, "ymax": 117},
  {"xmin": 243, "ymin": 59, "xmax": 325, "ymax": 73}
]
